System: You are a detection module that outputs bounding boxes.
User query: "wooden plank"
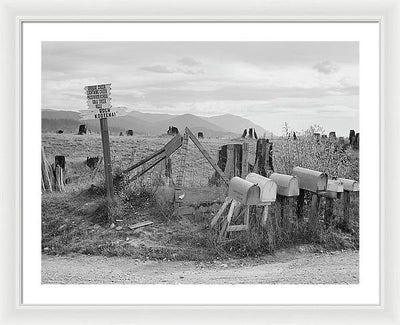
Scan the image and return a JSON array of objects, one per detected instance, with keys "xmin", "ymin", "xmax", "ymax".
[
  {"xmin": 185, "ymin": 127, "xmax": 229, "ymax": 184},
  {"xmin": 128, "ymin": 155, "xmax": 166, "ymax": 182},
  {"xmin": 41, "ymin": 147, "xmax": 53, "ymax": 192},
  {"xmin": 128, "ymin": 221, "xmax": 154, "ymax": 230},
  {"xmin": 164, "ymin": 133, "xmax": 183, "ymax": 157},
  {"xmin": 227, "ymin": 225, "xmax": 249, "ymax": 232},
  {"xmin": 211, "ymin": 197, "xmax": 232, "ymax": 228},
  {"xmin": 219, "ymin": 200, "xmax": 237, "ymax": 240},
  {"xmin": 122, "ymin": 147, "xmax": 165, "ymax": 174}
]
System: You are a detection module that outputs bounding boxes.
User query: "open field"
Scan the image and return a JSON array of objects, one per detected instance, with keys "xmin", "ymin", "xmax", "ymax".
[{"xmin": 42, "ymin": 131, "xmax": 360, "ymax": 269}]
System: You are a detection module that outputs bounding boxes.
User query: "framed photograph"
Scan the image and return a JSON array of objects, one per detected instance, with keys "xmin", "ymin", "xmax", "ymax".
[{"xmin": 1, "ymin": 0, "xmax": 399, "ymax": 324}]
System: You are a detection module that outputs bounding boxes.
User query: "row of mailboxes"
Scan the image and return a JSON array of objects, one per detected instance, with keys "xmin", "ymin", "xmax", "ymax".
[{"xmin": 227, "ymin": 169, "xmax": 358, "ymax": 205}]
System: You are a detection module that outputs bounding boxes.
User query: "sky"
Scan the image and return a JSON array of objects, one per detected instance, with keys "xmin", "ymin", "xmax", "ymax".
[{"xmin": 42, "ymin": 42, "xmax": 359, "ymax": 136}]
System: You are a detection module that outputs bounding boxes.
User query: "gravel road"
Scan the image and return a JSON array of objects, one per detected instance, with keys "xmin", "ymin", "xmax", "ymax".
[{"xmin": 42, "ymin": 250, "xmax": 359, "ymax": 284}]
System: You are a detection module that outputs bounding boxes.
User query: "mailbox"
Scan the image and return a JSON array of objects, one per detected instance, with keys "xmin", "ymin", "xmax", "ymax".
[
  {"xmin": 245, "ymin": 173, "xmax": 277, "ymax": 203},
  {"xmin": 327, "ymin": 179, "xmax": 344, "ymax": 193},
  {"xmin": 228, "ymin": 177, "xmax": 260, "ymax": 205},
  {"xmin": 292, "ymin": 167, "xmax": 328, "ymax": 193},
  {"xmin": 338, "ymin": 178, "xmax": 359, "ymax": 192},
  {"xmin": 324, "ymin": 179, "xmax": 344, "ymax": 199},
  {"xmin": 269, "ymin": 173, "xmax": 299, "ymax": 197}
]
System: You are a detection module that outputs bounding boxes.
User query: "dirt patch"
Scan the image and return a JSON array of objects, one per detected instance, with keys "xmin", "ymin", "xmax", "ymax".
[{"xmin": 42, "ymin": 249, "xmax": 359, "ymax": 284}]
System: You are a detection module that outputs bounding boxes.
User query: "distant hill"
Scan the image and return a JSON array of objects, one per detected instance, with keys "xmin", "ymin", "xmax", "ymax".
[
  {"xmin": 41, "ymin": 109, "xmax": 271, "ymax": 137},
  {"xmin": 204, "ymin": 114, "xmax": 273, "ymax": 138},
  {"xmin": 152, "ymin": 114, "xmax": 232, "ymax": 137},
  {"xmin": 126, "ymin": 109, "xmax": 175, "ymax": 123}
]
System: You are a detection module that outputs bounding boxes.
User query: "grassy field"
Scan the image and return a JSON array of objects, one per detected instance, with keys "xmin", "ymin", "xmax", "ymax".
[{"xmin": 42, "ymin": 130, "xmax": 359, "ymax": 260}]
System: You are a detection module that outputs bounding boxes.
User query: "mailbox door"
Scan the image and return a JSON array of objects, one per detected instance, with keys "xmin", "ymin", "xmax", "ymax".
[
  {"xmin": 245, "ymin": 173, "xmax": 277, "ymax": 203},
  {"xmin": 228, "ymin": 177, "xmax": 260, "ymax": 205}
]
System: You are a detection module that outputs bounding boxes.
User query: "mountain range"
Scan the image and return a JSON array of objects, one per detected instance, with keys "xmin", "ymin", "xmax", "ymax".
[{"xmin": 42, "ymin": 108, "xmax": 273, "ymax": 138}]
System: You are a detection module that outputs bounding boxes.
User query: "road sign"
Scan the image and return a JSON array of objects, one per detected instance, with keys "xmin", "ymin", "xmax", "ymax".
[
  {"xmin": 84, "ymin": 83, "xmax": 114, "ymax": 218},
  {"xmin": 79, "ymin": 106, "xmax": 127, "ymax": 120}
]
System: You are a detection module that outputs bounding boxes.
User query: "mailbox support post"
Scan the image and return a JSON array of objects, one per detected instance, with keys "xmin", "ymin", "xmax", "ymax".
[
  {"xmin": 343, "ymin": 190, "xmax": 351, "ymax": 229},
  {"xmin": 324, "ymin": 198, "xmax": 334, "ymax": 227},
  {"xmin": 309, "ymin": 194, "xmax": 321, "ymax": 234},
  {"xmin": 281, "ymin": 197, "xmax": 291, "ymax": 233},
  {"xmin": 297, "ymin": 189, "xmax": 305, "ymax": 220}
]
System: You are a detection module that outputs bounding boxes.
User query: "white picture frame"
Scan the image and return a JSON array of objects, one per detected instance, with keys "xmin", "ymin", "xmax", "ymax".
[{"xmin": 1, "ymin": 0, "xmax": 399, "ymax": 324}]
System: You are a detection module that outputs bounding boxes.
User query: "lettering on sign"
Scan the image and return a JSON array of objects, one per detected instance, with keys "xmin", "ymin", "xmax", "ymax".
[{"xmin": 84, "ymin": 83, "xmax": 117, "ymax": 119}]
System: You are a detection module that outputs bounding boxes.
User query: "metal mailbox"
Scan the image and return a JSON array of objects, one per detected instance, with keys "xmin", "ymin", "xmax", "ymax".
[
  {"xmin": 338, "ymin": 178, "xmax": 359, "ymax": 192},
  {"xmin": 327, "ymin": 179, "xmax": 344, "ymax": 193},
  {"xmin": 269, "ymin": 173, "xmax": 299, "ymax": 197},
  {"xmin": 228, "ymin": 177, "xmax": 260, "ymax": 205},
  {"xmin": 325, "ymin": 179, "xmax": 344, "ymax": 199},
  {"xmin": 245, "ymin": 173, "xmax": 277, "ymax": 203},
  {"xmin": 292, "ymin": 166, "xmax": 328, "ymax": 193}
]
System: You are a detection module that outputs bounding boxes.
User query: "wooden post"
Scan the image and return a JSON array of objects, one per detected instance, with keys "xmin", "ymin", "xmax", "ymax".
[
  {"xmin": 41, "ymin": 147, "xmax": 53, "ymax": 192},
  {"xmin": 241, "ymin": 142, "xmax": 249, "ymax": 178},
  {"xmin": 99, "ymin": 118, "xmax": 114, "ymax": 204},
  {"xmin": 309, "ymin": 194, "xmax": 320, "ymax": 234},
  {"xmin": 343, "ymin": 190, "xmax": 351, "ymax": 229},
  {"xmin": 55, "ymin": 166, "xmax": 65, "ymax": 192},
  {"xmin": 324, "ymin": 197, "xmax": 334, "ymax": 227},
  {"xmin": 281, "ymin": 196, "xmax": 290, "ymax": 233},
  {"xmin": 296, "ymin": 189, "xmax": 305, "ymax": 220}
]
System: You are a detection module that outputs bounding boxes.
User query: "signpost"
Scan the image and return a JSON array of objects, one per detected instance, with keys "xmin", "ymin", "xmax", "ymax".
[{"xmin": 83, "ymin": 83, "xmax": 115, "ymax": 213}]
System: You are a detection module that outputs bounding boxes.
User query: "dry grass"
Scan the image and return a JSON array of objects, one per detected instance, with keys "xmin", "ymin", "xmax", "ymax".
[{"xmin": 42, "ymin": 126, "xmax": 359, "ymax": 260}]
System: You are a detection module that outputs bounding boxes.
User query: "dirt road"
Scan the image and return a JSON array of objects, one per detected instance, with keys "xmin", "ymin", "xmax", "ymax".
[{"xmin": 42, "ymin": 249, "xmax": 358, "ymax": 284}]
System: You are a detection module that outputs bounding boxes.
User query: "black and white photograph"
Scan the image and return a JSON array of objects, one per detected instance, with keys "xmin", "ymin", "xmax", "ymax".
[{"xmin": 41, "ymin": 40, "xmax": 361, "ymax": 285}]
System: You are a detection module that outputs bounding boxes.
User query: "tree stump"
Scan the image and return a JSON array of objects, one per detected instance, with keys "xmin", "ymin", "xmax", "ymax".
[
  {"xmin": 78, "ymin": 124, "xmax": 87, "ymax": 135},
  {"xmin": 253, "ymin": 139, "xmax": 273, "ymax": 176},
  {"xmin": 329, "ymin": 131, "xmax": 337, "ymax": 140},
  {"xmin": 349, "ymin": 129, "xmax": 356, "ymax": 147},
  {"xmin": 216, "ymin": 143, "xmax": 243, "ymax": 179},
  {"xmin": 354, "ymin": 133, "xmax": 360, "ymax": 150}
]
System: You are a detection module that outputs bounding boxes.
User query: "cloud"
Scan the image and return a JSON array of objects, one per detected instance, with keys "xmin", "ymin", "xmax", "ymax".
[
  {"xmin": 178, "ymin": 57, "xmax": 202, "ymax": 67},
  {"xmin": 140, "ymin": 65, "xmax": 175, "ymax": 74},
  {"xmin": 313, "ymin": 61, "xmax": 339, "ymax": 74}
]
